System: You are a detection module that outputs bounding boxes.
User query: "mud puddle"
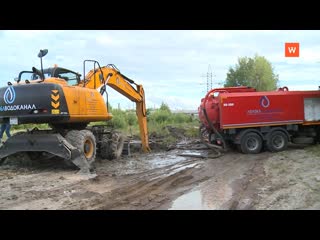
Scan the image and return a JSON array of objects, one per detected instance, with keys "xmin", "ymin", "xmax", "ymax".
[
  {"xmin": 0, "ymin": 149, "xmax": 207, "ymax": 210},
  {"xmin": 169, "ymin": 190, "xmax": 204, "ymax": 210},
  {"xmin": 95, "ymin": 150, "xmax": 192, "ymax": 176},
  {"xmin": 169, "ymin": 177, "xmax": 233, "ymax": 210}
]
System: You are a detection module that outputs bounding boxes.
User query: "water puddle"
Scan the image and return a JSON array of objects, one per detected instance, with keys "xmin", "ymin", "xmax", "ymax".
[
  {"xmin": 148, "ymin": 154, "xmax": 187, "ymax": 169},
  {"xmin": 98, "ymin": 149, "xmax": 205, "ymax": 177},
  {"xmin": 169, "ymin": 179, "xmax": 233, "ymax": 210},
  {"xmin": 169, "ymin": 190, "xmax": 206, "ymax": 210},
  {"xmin": 149, "ymin": 163, "xmax": 199, "ymax": 181}
]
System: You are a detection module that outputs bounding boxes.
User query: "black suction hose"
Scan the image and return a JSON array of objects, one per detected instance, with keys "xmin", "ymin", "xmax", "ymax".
[{"xmin": 202, "ymin": 107, "xmax": 227, "ymax": 150}]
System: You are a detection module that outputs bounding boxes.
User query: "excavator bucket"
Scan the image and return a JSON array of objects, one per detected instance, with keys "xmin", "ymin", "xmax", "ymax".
[{"xmin": 0, "ymin": 131, "xmax": 93, "ymax": 175}]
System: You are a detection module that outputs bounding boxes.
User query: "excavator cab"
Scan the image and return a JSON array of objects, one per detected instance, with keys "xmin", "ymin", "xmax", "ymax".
[
  {"xmin": 53, "ymin": 68, "xmax": 81, "ymax": 86},
  {"xmin": 15, "ymin": 67, "xmax": 81, "ymax": 86}
]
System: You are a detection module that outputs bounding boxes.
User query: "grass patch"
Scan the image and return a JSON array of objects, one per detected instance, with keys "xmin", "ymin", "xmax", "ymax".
[{"xmin": 5, "ymin": 103, "xmax": 200, "ymax": 144}]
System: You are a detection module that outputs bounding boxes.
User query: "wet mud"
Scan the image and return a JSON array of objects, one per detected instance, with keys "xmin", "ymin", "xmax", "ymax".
[{"xmin": 1, "ymin": 141, "xmax": 320, "ymax": 210}]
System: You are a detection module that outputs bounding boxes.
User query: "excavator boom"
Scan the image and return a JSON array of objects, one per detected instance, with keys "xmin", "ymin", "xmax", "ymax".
[{"xmin": 83, "ymin": 65, "xmax": 150, "ymax": 152}]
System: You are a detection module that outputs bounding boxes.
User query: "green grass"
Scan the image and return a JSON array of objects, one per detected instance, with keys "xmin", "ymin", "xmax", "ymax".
[
  {"xmin": 5, "ymin": 104, "xmax": 200, "ymax": 143},
  {"xmin": 90, "ymin": 106, "xmax": 199, "ymax": 140}
]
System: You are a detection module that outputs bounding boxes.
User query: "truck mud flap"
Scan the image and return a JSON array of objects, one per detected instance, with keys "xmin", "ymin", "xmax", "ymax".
[{"xmin": 0, "ymin": 133, "xmax": 92, "ymax": 174}]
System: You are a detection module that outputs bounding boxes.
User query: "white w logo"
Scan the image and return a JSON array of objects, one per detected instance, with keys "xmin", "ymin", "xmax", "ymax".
[{"xmin": 288, "ymin": 47, "xmax": 296, "ymax": 53}]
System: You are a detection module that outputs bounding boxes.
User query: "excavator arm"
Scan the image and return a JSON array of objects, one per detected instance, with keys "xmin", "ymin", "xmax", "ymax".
[{"xmin": 83, "ymin": 65, "xmax": 151, "ymax": 152}]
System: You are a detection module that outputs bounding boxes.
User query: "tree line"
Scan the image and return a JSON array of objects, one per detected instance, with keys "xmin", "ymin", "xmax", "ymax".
[{"xmin": 224, "ymin": 54, "xmax": 279, "ymax": 91}]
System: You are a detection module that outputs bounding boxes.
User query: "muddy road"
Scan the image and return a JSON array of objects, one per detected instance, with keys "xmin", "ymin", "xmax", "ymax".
[{"xmin": 1, "ymin": 142, "xmax": 320, "ymax": 210}]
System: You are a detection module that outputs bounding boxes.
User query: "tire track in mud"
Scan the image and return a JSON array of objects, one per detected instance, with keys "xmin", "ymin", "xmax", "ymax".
[
  {"xmin": 165, "ymin": 151, "xmax": 271, "ymax": 210},
  {"xmin": 3, "ymin": 146, "xmax": 310, "ymax": 210},
  {"xmin": 85, "ymin": 151, "xmax": 270, "ymax": 210},
  {"xmin": 220, "ymin": 159, "xmax": 266, "ymax": 210},
  {"xmin": 0, "ymin": 169, "xmax": 90, "ymax": 210},
  {"xmin": 61, "ymin": 159, "xmax": 209, "ymax": 210},
  {"xmin": 0, "ymin": 150, "xmax": 269, "ymax": 210},
  {"xmin": 222, "ymin": 146, "xmax": 316, "ymax": 210},
  {"xmin": 0, "ymin": 153, "xmax": 208, "ymax": 210},
  {"xmin": 212, "ymin": 152, "xmax": 270, "ymax": 210}
]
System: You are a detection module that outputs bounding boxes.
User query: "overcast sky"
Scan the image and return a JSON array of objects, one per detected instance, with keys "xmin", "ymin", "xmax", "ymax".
[{"xmin": 0, "ymin": 30, "xmax": 319, "ymax": 110}]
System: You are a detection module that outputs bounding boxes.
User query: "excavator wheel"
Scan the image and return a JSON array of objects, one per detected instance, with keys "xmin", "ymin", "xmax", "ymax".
[
  {"xmin": 100, "ymin": 132, "xmax": 125, "ymax": 160},
  {"xmin": 65, "ymin": 130, "xmax": 96, "ymax": 167}
]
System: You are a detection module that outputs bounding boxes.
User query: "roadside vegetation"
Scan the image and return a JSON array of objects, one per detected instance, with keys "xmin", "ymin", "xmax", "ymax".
[
  {"xmin": 93, "ymin": 102, "xmax": 199, "ymax": 143},
  {"xmin": 224, "ymin": 54, "xmax": 279, "ymax": 91},
  {"xmin": 8, "ymin": 103, "xmax": 199, "ymax": 143}
]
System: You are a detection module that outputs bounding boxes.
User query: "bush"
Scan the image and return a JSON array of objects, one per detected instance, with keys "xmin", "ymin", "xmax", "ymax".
[
  {"xmin": 108, "ymin": 109, "xmax": 127, "ymax": 129},
  {"xmin": 149, "ymin": 110, "xmax": 172, "ymax": 124},
  {"xmin": 126, "ymin": 112, "xmax": 137, "ymax": 126},
  {"xmin": 10, "ymin": 102, "xmax": 199, "ymax": 140},
  {"xmin": 146, "ymin": 108, "xmax": 152, "ymax": 117},
  {"xmin": 185, "ymin": 126, "xmax": 199, "ymax": 138},
  {"xmin": 172, "ymin": 113, "xmax": 192, "ymax": 124},
  {"xmin": 159, "ymin": 102, "xmax": 171, "ymax": 113}
]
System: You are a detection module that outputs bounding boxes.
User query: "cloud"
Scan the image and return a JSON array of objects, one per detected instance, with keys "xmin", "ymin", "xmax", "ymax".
[
  {"xmin": 1, "ymin": 30, "xmax": 320, "ymax": 110},
  {"xmin": 287, "ymin": 84, "xmax": 320, "ymax": 91},
  {"xmin": 95, "ymin": 35, "xmax": 121, "ymax": 47}
]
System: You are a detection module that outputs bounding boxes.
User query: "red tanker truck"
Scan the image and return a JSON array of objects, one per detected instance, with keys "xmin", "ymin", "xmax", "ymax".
[{"xmin": 198, "ymin": 86, "xmax": 320, "ymax": 153}]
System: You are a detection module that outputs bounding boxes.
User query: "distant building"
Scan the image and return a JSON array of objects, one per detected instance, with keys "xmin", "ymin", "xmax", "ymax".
[{"xmin": 172, "ymin": 110, "xmax": 198, "ymax": 116}]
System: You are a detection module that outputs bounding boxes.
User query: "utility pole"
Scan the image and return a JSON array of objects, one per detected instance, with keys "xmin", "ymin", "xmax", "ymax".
[
  {"xmin": 207, "ymin": 64, "xmax": 213, "ymax": 91},
  {"xmin": 200, "ymin": 64, "xmax": 213, "ymax": 92}
]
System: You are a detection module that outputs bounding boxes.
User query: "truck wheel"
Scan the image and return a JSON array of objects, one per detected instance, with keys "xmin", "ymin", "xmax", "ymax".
[
  {"xmin": 100, "ymin": 132, "xmax": 125, "ymax": 160},
  {"xmin": 65, "ymin": 130, "xmax": 96, "ymax": 166},
  {"xmin": 240, "ymin": 132, "xmax": 263, "ymax": 154},
  {"xmin": 266, "ymin": 131, "xmax": 288, "ymax": 152}
]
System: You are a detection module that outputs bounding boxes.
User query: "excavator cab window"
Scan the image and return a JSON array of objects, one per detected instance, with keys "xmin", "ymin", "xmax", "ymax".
[
  {"xmin": 17, "ymin": 69, "xmax": 54, "ymax": 83},
  {"xmin": 31, "ymin": 73, "xmax": 40, "ymax": 80},
  {"xmin": 17, "ymin": 71, "xmax": 41, "ymax": 82},
  {"xmin": 53, "ymin": 68, "xmax": 81, "ymax": 86}
]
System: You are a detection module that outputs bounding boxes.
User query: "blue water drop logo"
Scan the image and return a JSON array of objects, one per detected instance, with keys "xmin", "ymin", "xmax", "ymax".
[
  {"xmin": 260, "ymin": 96, "xmax": 270, "ymax": 108},
  {"xmin": 4, "ymin": 86, "xmax": 16, "ymax": 104}
]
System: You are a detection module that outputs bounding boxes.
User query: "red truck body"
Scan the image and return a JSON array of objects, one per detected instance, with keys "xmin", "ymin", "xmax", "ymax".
[
  {"xmin": 199, "ymin": 86, "xmax": 257, "ymax": 129},
  {"xmin": 198, "ymin": 86, "xmax": 320, "ymax": 153},
  {"xmin": 219, "ymin": 91, "xmax": 320, "ymax": 129}
]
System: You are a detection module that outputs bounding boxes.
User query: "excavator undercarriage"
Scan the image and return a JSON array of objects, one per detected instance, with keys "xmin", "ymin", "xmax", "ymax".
[{"xmin": 0, "ymin": 126, "xmax": 126, "ymax": 174}]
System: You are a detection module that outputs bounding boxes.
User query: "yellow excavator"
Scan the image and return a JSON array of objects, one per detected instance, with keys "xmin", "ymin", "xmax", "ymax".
[{"xmin": 0, "ymin": 49, "xmax": 150, "ymax": 173}]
